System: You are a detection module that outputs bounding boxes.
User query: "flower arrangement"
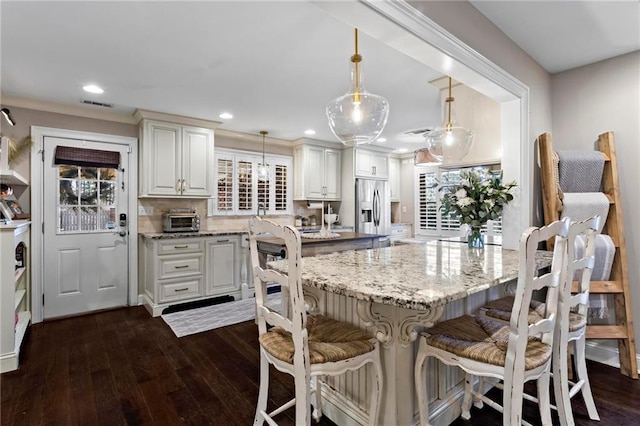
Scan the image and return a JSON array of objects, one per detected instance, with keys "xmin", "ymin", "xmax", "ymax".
[{"xmin": 440, "ymin": 169, "xmax": 517, "ymax": 229}]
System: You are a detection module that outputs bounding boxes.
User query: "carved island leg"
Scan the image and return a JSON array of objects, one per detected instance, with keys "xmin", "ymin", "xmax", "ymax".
[{"xmin": 356, "ymin": 300, "xmax": 444, "ymax": 426}]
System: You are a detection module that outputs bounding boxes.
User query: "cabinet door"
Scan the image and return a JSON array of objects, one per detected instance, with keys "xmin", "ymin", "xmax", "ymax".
[
  {"xmin": 323, "ymin": 149, "xmax": 342, "ymax": 200},
  {"xmin": 146, "ymin": 121, "xmax": 182, "ymax": 196},
  {"xmin": 372, "ymin": 152, "xmax": 389, "ymax": 178},
  {"xmin": 205, "ymin": 236, "xmax": 239, "ymax": 296},
  {"xmin": 181, "ymin": 126, "xmax": 213, "ymax": 197},
  {"xmin": 389, "ymin": 157, "xmax": 400, "ymax": 201},
  {"xmin": 355, "ymin": 149, "xmax": 373, "ymax": 177},
  {"xmin": 305, "ymin": 146, "xmax": 326, "ymax": 199}
]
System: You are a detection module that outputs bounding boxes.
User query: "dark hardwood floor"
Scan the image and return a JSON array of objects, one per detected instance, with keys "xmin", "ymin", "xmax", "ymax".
[{"xmin": 1, "ymin": 306, "xmax": 638, "ymax": 426}]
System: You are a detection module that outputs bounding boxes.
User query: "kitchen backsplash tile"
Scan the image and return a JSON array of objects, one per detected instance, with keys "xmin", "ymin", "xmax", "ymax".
[{"xmin": 137, "ymin": 198, "xmax": 293, "ymax": 234}]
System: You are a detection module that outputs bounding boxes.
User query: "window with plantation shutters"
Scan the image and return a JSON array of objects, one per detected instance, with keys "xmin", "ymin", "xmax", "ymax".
[
  {"xmin": 237, "ymin": 159, "xmax": 254, "ymax": 213},
  {"xmin": 216, "ymin": 156, "xmax": 234, "ymax": 212},
  {"xmin": 274, "ymin": 162, "xmax": 288, "ymax": 212},
  {"xmin": 209, "ymin": 149, "xmax": 292, "ymax": 216},
  {"xmin": 415, "ymin": 165, "xmax": 502, "ymax": 237}
]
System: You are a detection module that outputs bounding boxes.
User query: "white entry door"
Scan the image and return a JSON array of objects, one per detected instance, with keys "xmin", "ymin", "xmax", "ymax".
[{"xmin": 43, "ymin": 137, "xmax": 130, "ymax": 318}]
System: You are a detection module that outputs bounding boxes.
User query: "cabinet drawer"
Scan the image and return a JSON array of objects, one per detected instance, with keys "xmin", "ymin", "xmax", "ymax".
[
  {"xmin": 159, "ymin": 255, "xmax": 203, "ymax": 279},
  {"xmin": 391, "ymin": 226, "xmax": 410, "ymax": 238},
  {"xmin": 159, "ymin": 277, "xmax": 202, "ymax": 303},
  {"xmin": 158, "ymin": 240, "xmax": 204, "ymax": 255}
]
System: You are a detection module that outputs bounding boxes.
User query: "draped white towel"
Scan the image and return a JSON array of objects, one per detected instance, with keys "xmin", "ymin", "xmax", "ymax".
[
  {"xmin": 556, "ymin": 150, "xmax": 605, "ymax": 193},
  {"xmin": 561, "ymin": 192, "xmax": 610, "ymax": 233},
  {"xmin": 574, "ymin": 234, "xmax": 615, "ymax": 320}
]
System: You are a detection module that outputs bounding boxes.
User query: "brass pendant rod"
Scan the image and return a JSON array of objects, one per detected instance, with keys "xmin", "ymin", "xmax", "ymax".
[
  {"xmin": 446, "ymin": 76, "xmax": 453, "ymax": 130},
  {"xmin": 260, "ymin": 130, "xmax": 268, "ymax": 164},
  {"xmin": 351, "ymin": 28, "xmax": 362, "ymax": 101}
]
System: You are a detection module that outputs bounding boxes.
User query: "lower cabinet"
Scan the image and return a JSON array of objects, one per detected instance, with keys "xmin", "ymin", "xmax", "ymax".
[
  {"xmin": 205, "ymin": 236, "xmax": 239, "ymax": 296},
  {"xmin": 140, "ymin": 234, "xmax": 243, "ymax": 316}
]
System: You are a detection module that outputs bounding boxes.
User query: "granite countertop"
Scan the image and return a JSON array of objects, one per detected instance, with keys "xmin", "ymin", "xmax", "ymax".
[
  {"xmin": 140, "ymin": 229, "xmax": 246, "ymax": 239},
  {"xmin": 269, "ymin": 240, "xmax": 554, "ymax": 311}
]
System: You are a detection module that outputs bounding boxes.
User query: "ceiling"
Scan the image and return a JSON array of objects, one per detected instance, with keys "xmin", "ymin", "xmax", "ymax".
[
  {"xmin": 470, "ymin": 1, "xmax": 640, "ymax": 74},
  {"xmin": 2, "ymin": 1, "xmax": 638, "ymax": 152}
]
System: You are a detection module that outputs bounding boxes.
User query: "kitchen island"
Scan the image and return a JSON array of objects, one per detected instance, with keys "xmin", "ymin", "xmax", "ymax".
[
  {"xmin": 269, "ymin": 241, "xmax": 553, "ymax": 426},
  {"xmin": 256, "ymin": 231, "xmax": 388, "ymax": 258}
]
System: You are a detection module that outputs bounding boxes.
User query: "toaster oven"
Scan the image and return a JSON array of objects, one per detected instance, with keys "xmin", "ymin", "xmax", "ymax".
[{"xmin": 163, "ymin": 210, "xmax": 200, "ymax": 233}]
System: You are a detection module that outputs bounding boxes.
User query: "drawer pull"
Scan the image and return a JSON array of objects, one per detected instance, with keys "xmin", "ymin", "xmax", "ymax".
[
  {"xmin": 174, "ymin": 287, "xmax": 189, "ymax": 292},
  {"xmin": 216, "ymin": 239, "xmax": 230, "ymax": 243},
  {"xmin": 174, "ymin": 245, "xmax": 189, "ymax": 249},
  {"xmin": 174, "ymin": 265, "xmax": 189, "ymax": 269}
]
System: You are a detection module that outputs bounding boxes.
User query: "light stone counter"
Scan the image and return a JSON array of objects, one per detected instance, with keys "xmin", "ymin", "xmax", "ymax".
[
  {"xmin": 139, "ymin": 230, "xmax": 246, "ymax": 239},
  {"xmin": 269, "ymin": 241, "xmax": 554, "ymax": 426},
  {"xmin": 270, "ymin": 240, "xmax": 553, "ymax": 312}
]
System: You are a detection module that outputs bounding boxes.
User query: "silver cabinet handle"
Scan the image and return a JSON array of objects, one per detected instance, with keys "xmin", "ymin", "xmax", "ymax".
[
  {"xmin": 216, "ymin": 239, "xmax": 229, "ymax": 243},
  {"xmin": 174, "ymin": 245, "xmax": 189, "ymax": 249},
  {"xmin": 174, "ymin": 265, "xmax": 189, "ymax": 269},
  {"xmin": 181, "ymin": 179, "xmax": 186, "ymax": 193},
  {"xmin": 176, "ymin": 179, "xmax": 181, "ymax": 192},
  {"xmin": 174, "ymin": 287, "xmax": 189, "ymax": 292}
]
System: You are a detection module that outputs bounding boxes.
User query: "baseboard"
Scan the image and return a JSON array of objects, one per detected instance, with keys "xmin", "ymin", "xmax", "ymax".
[{"xmin": 585, "ymin": 340, "xmax": 640, "ymax": 374}]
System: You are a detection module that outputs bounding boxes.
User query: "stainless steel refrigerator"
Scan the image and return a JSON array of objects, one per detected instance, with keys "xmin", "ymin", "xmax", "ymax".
[{"xmin": 355, "ymin": 178, "xmax": 391, "ymax": 238}]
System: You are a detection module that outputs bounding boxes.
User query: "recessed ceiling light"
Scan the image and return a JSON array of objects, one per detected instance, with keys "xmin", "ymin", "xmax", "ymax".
[
  {"xmin": 304, "ymin": 129, "xmax": 316, "ymax": 136},
  {"xmin": 83, "ymin": 84, "xmax": 104, "ymax": 94},
  {"xmin": 219, "ymin": 112, "xmax": 233, "ymax": 119},
  {"xmin": 377, "ymin": 137, "xmax": 387, "ymax": 143},
  {"xmin": 397, "ymin": 148, "xmax": 409, "ymax": 153}
]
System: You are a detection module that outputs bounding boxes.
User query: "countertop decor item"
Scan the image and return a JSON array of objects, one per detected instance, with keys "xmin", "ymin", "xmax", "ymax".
[
  {"xmin": 326, "ymin": 28, "xmax": 389, "ymax": 146},
  {"xmin": 440, "ymin": 169, "xmax": 517, "ymax": 248}
]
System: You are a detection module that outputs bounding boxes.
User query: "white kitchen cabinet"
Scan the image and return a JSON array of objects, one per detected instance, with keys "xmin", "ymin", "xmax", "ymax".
[
  {"xmin": 1, "ymin": 221, "xmax": 31, "ymax": 373},
  {"xmin": 293, "ymin": 144, "xmax": 341, "ymax": 200},
  {"xmin": 140, "ymin": 233, "xmax": 244, "ymax": 316},
  {"xmin": 141, "ymin": 237, "xmax": 205, "ymax": 315},
  {"xmin": 355, "ymin": 148, "xmax": 389, "ymax": 179},
  {"xmin": 389, "ymin": 156, "xmax": 401, "ymax": 201},
  {"xmin": 205, "ymin": 235, "xmax": 240, "ymax": 297},
  {"xmin": 135, "ymin": 110, "xmax": 219, "ymax": 198},
  {"xmin": 390, "ymin": 223, "xmax": 412, "ymax": 240}
]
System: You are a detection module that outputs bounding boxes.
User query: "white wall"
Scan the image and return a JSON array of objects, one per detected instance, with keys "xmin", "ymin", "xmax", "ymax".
[
  {"xmin": 408, "ymin": 0, "xmax": 553, "ymax": 226},
  {"xmin": 551, "ymin": 51, "xmax": 640, "ymax": 355}
]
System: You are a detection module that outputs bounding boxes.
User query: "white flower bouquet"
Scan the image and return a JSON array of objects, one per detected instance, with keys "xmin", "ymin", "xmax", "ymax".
[{"xmin": 440, "ymin": 169, "xmax": 517, "ymax": 229}]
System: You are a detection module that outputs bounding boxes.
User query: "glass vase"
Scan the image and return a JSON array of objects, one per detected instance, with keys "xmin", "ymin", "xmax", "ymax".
[{"xmin": 468, "ymin": 226, "xmax": 484, "ymax": 249}]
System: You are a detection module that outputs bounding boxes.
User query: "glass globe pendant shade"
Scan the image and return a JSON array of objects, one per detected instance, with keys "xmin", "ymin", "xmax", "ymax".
[
  {"xmin": 257, "ymin": 164, "xmax": 269, "ymax": 181},
  {"xmin": 425, "ymin": 83, "xmax": 473, "ymax": 163},
  {"xmin": 425, "ymin": 125, "xmax": 474, "ymax": 163},
  {"xmin": 326, "ymin": 29, "xmax": 389, "ymax": 146}
]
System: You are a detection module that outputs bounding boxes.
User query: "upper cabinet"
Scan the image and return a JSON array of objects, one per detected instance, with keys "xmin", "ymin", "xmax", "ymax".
[
  {"xmin": 389, "ymin": 156, "xmax": 401, "ymax": 202},
  {"xmin": 355, "ymin": 148, "xmax": 389, "ymax": 179},
  {"xmin": 135, "ymin": 110, "xmax": 219, "ymax": 198},
  {"xmin": 293, "ymin": 144, "xmax": 341, "ymax": 200}
]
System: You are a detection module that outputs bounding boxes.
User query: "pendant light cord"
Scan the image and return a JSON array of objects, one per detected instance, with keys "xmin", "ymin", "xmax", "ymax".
[{"xmin": 260, "ymin": 130, "xmax": 268, "ymax": 165}]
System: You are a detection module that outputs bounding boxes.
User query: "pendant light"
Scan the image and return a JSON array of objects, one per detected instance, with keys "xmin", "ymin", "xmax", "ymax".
[
  {"xmin": 257, "ymin": 130, "xmax": 269, "ymax": 181},
  {"xmin": 414, "ymin": 147, "xmax": 441, "ymax": 165},
  {"xmin": 326, "ymin": 28, "xmax": 389, "ymax": 146},
  {"xmin": 425, "ymin": 77, "xmax": 473, "ymax": 163}
]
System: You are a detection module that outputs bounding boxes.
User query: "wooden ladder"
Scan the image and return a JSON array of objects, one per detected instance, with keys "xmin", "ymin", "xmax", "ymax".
[{"xmin": 538, "ymin": 131, "xmax": 637, "ymax": 378}]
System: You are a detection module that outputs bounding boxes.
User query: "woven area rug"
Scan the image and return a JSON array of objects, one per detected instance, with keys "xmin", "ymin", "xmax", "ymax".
[{"xmin": 162, "ymin": 293, "xmax": 281, "ymax": 338}]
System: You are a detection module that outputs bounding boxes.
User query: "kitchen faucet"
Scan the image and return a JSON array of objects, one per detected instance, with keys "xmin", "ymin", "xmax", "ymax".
[{"xmin": 257, "ymin": 202, "xmax": 266, "ymax": 216}]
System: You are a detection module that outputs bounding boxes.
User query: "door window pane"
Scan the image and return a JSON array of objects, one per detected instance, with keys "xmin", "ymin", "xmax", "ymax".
[{"xmin": 57, "ymin": 166, "xmax": 118, "ymax": 233}]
